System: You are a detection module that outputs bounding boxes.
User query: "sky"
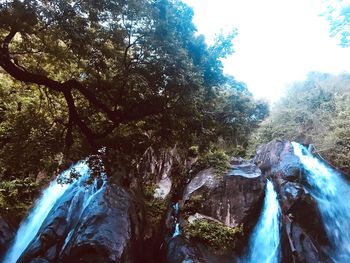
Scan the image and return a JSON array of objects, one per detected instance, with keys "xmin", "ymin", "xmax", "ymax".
[{"xmin": 182, "ymin": 0, "xmax": 350, "ymax": 101}]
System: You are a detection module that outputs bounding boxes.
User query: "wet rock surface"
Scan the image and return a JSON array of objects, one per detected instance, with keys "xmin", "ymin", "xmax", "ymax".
[
  {"xmin": 0, "ymin": 216, "xmax": 14, "ymax": 258},
  {"xmin": 282, "ymin": 216, "xmax": 325, "ymax": 263},
  {"xmin": 183, "ymin": 166, "xmax": 265, "ymax": 228},
  {"xmin": 254, "ymin": 139, "xmax": 302, "ymax": 180},
  {"xmin": 254, "ymin": 139, "xmax": 331, "ymax": 263},
  {"xmin": 18, "ymin": 185, "xmax": 135, "ymax": 263},
  {"xmin": 7, "ymin": 140, "xmax": 340, "ymax": 263},
  {"xmin": 163, "ymin": 159, "xmax": 265, "ymax": 262}
]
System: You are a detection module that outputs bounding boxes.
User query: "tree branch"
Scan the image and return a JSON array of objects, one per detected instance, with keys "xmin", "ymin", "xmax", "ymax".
[
  {"xmin": 63, "ymin": 88, "xmax": 96, "ymax": 147},
  {"xmin": 0, "ymin": 29, "xmax": 164, "ymax": 147}
]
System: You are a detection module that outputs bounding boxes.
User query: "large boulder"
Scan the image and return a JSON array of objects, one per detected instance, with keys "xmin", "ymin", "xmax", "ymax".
[
  {"xmin": 183, "ymin": 160, "xmax": 265, "ymax": 229},
  {"xmin": 254, "ymin": 140, "xmax": 302, "ymax": 181},
  {"xmin": 60, "ymin": 186, "xmax": 134, "ymax": 263},
  {"xmin": 18, "ymin": 184, "xmax": 136, "ymax": 263},
  {"xmin": 164, "ymin": 159, "xmax": 266, "ymax": 262}
]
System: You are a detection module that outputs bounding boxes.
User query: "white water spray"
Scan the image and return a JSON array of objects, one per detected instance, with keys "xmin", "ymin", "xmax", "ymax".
[
  {"xmin": 2, "ymin": 162, "xmax": 90, "ymax": 263},
  {"xmin": 172, "ymin": 202, "xmax": 181, "ymax": 237},
  {"xmin": 292, "ymin": 142, "xmax": 350, "ymax": 262},
  {"xmin": 242, "ymin": 179, "xmax": 281, "ymax": 263}
]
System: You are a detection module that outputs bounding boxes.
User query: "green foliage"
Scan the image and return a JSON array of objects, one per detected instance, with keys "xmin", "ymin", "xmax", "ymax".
[
  {"xmin": 0, "ymin": 0, "xmax": 267, "ymax": 153},
  {"xmin": 322, "ymin": 1, "xmax": 350, "ymax": 47},
  {"xmin": 227, "ymin": 145, "xmax": 246, "ymax": 157},
  {"xmin": 143, "ymin": 183, "xmax": 167, "ymax": 226},
  {"xmin": 248, "ymin": 72, "xmax": 350, "ymax": 173},
  {"xmin": 195, "ymin": 148, "xmax": 230, "ymax": 174},
  {"xmin": 0, "ymin": 72, "xmax": 67, "ymax": 179},
  {"xmin": 0, "ymin": 0, "xmax": 267, "ymax": 220},
  {"xmin": 0, "ymin": 177, "xmax": 40, "ymax": 224},
  {"xmin": 184, "ymin": 219, "xmax": 243, "ymax": 251},
  {"xmin": 188, "ymin": 145, "xmax": 199, "ymax": 158},
  {"xmin": 0, "ymin": 0, "xmax": 267, "ymax": 168}
]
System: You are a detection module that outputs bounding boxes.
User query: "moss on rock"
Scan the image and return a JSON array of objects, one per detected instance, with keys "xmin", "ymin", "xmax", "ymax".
[
  {"xmin": 194, "ymin": 149, "xmax": 230, "ymax": 175},
  {"xmin": 183, "ymin": 219, "xmax": 243, "ymax": 251}
]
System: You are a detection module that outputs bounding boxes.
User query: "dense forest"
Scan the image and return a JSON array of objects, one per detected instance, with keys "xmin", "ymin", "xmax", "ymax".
[
  {"xmin": 0, "ymin": 0, "xmax": 267, "ymax": 221},
  {"xmin": 249, "ymin": 72, "xmax": 350, "ymax": 174},
  {"xmin": 1, "ymin": 1, "xmax": 350, "ymax": 263},
  {"xmin": 0, "ymin": 0, "xmax": 350, "ymax": 224}
]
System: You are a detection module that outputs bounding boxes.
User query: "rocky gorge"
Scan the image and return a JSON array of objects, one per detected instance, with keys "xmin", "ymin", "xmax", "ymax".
[{"xmin": 0, "ymin": 140, "xmax": 346, "ymax": 263}]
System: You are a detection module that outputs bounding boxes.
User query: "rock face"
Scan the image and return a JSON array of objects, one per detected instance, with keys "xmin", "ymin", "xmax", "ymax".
[
  {"xmin": 183, "ymin": 164, "xmax": 265, "ymax": 228},
  {"xmin": 166, "ymin": 236, "xmax": 205, "ymax": 263},
  {"xmin": 138, "ymin": 146, "xmax": 178, "ymax": 199},
  {"xmin": 0, "ymin": 216, "xmax": 14, "ymax": 258},
  {"xmin": 164, "ymin": 140, "xmax": 333, "ymax": 263},
  {"xmin": 254, "ymin": 140, "xmax": 302, "ymax": 180},
  {"xmin": 17, "ymin": 184, "xmax": 136, "ymax": 263},
  {"xmin": 60, "ymin": 186, "xmax": 134, "ymax": 263},
  {"xmin": 254, "ymin": 140, "xmax": 330, "ymax": 263},
  {"xmin": 6, "ymin": 139, "xmax": 339, "ymax": 263},
  {"xmin": 164, "ymin": 160, "xmax": 266, "ymax": 262}
]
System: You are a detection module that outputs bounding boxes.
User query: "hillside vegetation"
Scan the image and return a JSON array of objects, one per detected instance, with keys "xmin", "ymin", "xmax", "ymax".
[
  {"xmin": 249, "ymin": 72, "xmax": 350, "ymax": 174},
  {"xmin": 0, "ymin": 0, "xmax": 267, "ymax": 220}
]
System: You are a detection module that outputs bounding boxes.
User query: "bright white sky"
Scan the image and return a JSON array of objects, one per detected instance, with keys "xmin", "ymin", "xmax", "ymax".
[{"xmin": 183, "ymin": 0, "xmax": 350, "ymax": 101}]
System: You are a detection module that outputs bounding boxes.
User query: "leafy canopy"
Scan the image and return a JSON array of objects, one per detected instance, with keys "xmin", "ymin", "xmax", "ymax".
[
  {"xmin": 249, "ymin": 72, "xmax": 350, "ymax": 174},
  {"xmin": 0, "ymin": 0, "xmax": 267, "ymax": 176}
]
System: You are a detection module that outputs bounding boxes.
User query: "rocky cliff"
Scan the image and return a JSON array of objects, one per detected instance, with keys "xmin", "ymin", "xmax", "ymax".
[{"xmin": 1, "ymin": 140, "xmax": 338, "ymax": 263}]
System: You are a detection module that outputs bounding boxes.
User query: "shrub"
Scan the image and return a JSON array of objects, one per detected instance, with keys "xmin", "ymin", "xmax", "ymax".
[
  {"xmin": 143, "ymin": 183, "xmax": 167, "ymax": 226},
  {"xmin": 195, "ymin": 149, "xmax": 230, "ymax": 174},
  {"xmin": 184, "ymin": 219, "xmax": 243, "ymax": 251}
]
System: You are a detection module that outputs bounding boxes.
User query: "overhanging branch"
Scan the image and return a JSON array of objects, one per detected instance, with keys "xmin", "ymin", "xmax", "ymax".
[{"xmin": 0, "ymin": 29, "xmax": 164, "ymax": 148}]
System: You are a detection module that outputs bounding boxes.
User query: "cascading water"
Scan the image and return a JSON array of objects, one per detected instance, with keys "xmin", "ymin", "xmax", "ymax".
[
  {"xmin": 172, "ymin": 202, "xmax": 181, "ymax": 237},
  {"xmin": 2, "ymin": 161, "xmax": 99, "ymax": 263},
  {"xmin": 241, "ymin": 179, "xmax": 281, "ymax": 263},
  {"xmin": 292, "ymin": 142, "xmax": 350, "ymax": 262}
]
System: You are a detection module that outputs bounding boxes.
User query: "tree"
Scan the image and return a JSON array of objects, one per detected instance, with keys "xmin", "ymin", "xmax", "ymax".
[
  {"xmin": 0, "ymin": 0, "xmax": 267, "ymax": 175},
  {"xmin": 323, "ymin": 0, "xmax": 350, "ymax": 47},
  {"xmin": 0, "ymin": 0, "xmax": 238, "ymax": 150},
  {"xmin": 0, "ymin": 0, "xmax": 268, "ymax": 220},
  {"xmin": 248, "ymin": 72, "xmax": 350, "ymax": 173}
]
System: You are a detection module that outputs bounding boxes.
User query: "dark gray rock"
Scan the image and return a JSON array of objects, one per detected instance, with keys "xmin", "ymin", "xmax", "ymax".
[
  {"xmin": 18, "ymin": 184, "xmax": 135, "ymax": 263},
  {"xmin": 165, "ymin": 236, "xmax": 236, "ymax": 263},
  {"xmin": 282, "ymin": 215, "xmax": 328, "ymax": 263},
  {"xmin": 170, "ymin": 160, "xmax": 265, "ymax": 262},
  {"xmin": 0, "ymin": 216, "xmax": 14, "ymax": 257},
  {"xmin": 59, "ymin": 186, "xmax": 133, "ymax": 263},
  {"xmin": 280, "ymin": 181, "xmax": 305, "ymax": 214},
  {"xmin": 228, "ymin": 160, "xmax": 261, "ymax": 178},
  {"xmin": 254, "ymin": 139, "xmax": 302, "ymax": 180},
  {"xmin": 183, "ymin": 162, "xmax": 265, "ymax": 228},
  {"xmin": 166, "ymin": 236, "xmax": 206, "ymax": 263}
]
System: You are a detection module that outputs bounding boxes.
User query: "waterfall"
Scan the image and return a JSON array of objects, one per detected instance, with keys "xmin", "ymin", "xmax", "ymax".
[
  {"xmin": 172, "ymin": 223, "xmax": 181, "ymax": 237},
  {"xmin": 172, "ymin": 202, "xmax": 181, "ymax": 237},
  {"xmin": 2, "ymin": 162, "xmax": 92, "ymax": 263},
  {"xmin": 242, "ymin": 179, "xmax": 281, "ymax": 263},
  {"xmin": 292, "ymin": 142, "xmax": 350, "ymax": 262}
]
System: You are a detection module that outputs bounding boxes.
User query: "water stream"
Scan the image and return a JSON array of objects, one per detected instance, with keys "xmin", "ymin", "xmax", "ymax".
[
  {"xmin": 172, "ymin": 202, "xmax": 181, "ymax": 237},
  {"xmin": 242, "ymin": 179, "xmax": 281, "ymax": 263},
  {"xmin": 2, "ymin": 162, "xmax": 98, "ymax": 263},
  {"xmin": 292, "ymin": 142, "xmax": 350, "ymax": 262}
]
